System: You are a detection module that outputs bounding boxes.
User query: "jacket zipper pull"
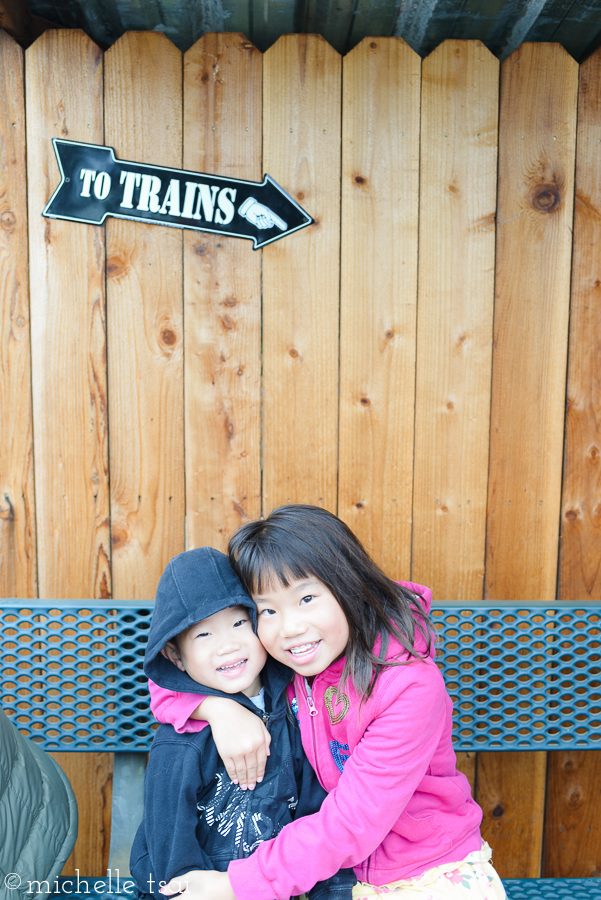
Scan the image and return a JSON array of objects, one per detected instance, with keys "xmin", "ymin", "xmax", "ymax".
[
  {"xmin": 262, "ymin": 712, "xmax": 270, "ymax": 725},
  {"xmin": 304, "ymin": 678, "xmax": 318, "ymax": 717}
]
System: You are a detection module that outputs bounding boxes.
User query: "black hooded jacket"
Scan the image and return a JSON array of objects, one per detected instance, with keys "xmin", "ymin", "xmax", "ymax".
[{"xmin": 130, "ymin": 548, "xmax": 355, "ymax": 900}]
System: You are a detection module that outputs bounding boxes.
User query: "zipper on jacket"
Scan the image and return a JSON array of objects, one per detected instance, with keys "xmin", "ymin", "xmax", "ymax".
[{"xmin": 304, "ymin": 677, "xmax": 318, "ymax": 716}]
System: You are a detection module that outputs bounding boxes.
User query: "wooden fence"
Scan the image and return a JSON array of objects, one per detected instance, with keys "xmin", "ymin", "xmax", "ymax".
[{"xmin": 1, "ymin": 27, "xmax": 600, "ymax": 878}]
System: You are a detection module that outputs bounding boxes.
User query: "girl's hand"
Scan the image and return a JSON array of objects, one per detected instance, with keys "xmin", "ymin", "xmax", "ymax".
[
  {"xmin": 160, "ymin": 870, "xmax": 235, "ymax": 900},
  {"xmin": 200, "ymin": 696, "xmax": 271, "ymax": 789}
]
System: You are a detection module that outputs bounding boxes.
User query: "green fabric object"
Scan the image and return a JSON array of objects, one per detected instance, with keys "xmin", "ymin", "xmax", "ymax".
[{"xmin": 0, "ymin": 709, "xmax": 78, "ymax": 900}]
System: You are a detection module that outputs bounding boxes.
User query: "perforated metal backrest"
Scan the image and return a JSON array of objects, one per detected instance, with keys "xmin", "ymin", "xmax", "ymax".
[
  {"xmin": 432, "ymin": 603, "xmax": 601, "ymax": 750},
  {"xmin": 1, "ymin": 600, "xmax": 600, "ymax": 751},
  {"xmin": 503, "ymin": 878, "xmax": 601, "ymax": 899},
  {"xmin": 0, "ymin": 601, "xmax": 155, "ymax": 750}
]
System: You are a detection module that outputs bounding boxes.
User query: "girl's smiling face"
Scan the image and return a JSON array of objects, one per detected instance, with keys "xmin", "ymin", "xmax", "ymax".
[{"xmin": 254, "ymin": 576, "xmax": 350, "ymax": 676}]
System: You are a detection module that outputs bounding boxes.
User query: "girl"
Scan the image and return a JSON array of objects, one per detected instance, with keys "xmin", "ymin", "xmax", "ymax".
[{"xmin": 154, "ymin": 505, "xmax": 506, "ymax": 900}]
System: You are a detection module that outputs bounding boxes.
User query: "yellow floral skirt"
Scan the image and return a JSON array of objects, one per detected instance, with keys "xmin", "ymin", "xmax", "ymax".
[{"xmin": 352, "ymin": 843, "xmax": 506, "ymax": 900}]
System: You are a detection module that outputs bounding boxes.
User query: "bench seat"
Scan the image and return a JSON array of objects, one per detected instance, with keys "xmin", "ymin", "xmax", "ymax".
[{"xmin": 2, "ymin": 600, "xmax": 600, "ymax": 894}]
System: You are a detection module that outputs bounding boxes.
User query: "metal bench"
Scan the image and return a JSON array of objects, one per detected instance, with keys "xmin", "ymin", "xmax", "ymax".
[{"xmin": 1, "ymin": 599, "xmax": 600, "ymax": 899}]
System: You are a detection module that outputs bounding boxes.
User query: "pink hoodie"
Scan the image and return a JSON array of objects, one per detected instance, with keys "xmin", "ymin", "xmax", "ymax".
[{"xmin": 149, "ymin": 582, "xmax": 483, "ymax": 900}]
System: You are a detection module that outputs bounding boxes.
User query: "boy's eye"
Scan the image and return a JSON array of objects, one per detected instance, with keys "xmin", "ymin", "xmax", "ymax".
[
  {"xmin": 259, "ymin": 608, "xmax": 276, "ymax": 617},
  {"xmin": 233, "ymin": 618, "xmax": 247, "ymax": 627},
  {"xmin": 195, "ymin": 632, "xmax": 209, "ymax": 638}
]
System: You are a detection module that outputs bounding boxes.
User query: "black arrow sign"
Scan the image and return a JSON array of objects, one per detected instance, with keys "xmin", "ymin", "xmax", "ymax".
[{"xmin": 43, "ymin": 139, "xmax": 313, "ymax": 249}]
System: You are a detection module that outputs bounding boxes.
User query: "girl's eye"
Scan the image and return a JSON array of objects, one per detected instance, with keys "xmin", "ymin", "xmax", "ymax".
[
  {"xmin": 300, "ymin": 595, "xmax": 314, "ymax": 605},
  {"xmin": 195, "ymin": 632, "xmax": 209, "ymax": 639}
]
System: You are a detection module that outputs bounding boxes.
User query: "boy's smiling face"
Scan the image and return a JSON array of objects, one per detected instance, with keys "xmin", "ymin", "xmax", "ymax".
[{"xmin": 163, "ymin": 605, "xmax": 266, "ymax": 697}]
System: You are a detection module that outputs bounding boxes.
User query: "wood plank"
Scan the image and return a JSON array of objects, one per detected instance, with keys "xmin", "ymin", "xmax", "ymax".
[
  {"xmin": 26, "ymin": 29, "xmax": 110, "ymax": 603},
  {"xmin": 482, "ymin": 42, "xmax": 578, "ymax": 880},
  {"xmin": 547, "ymin": 46, "xmax": 601, "ymax": 879},
  {"xmin": 0, "ymin": 29, "xmax": 36, "ymax": 598},
  {"xmin": 412, "ymin": 39, "xmax": 498, "ymax": 600},
  {"xmin": 486, "ymin": 42, "xmax": 578, "ymax": 601},
  {"xmin": 477, "ymin": 750, "xmax": 548, "ymax": 877},
  {"xmin": 544, "ymin": 751, "xmax": 601, "ymax": 877},
  {"xmin": 183, "ymin": 33, "xmax": 261, "ymax": 551},
  {"xmin": 26, "ymin": 29, "xmax": 111, "ymax": 875},
  {"xmin": 262, "ymin": 34, "xmax": 341, "ymax": 513},
  {"xmin": 104, "ymin": 32, "xmax": 185, "ymax": 597},
  {"xmin": 560, "ymin": 46, "xmax": 601, "ymax": 601},
  {"xmin": 338, "ymin": 37, "xmax": 420, "ymax": 573},
  {"xmin": 50, "ymin": 751, "xmax": 113, "ymax": 877}
]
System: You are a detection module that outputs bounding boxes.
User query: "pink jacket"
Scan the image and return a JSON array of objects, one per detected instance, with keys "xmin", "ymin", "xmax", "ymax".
[{"xmin": 149, "ymin": 582, "xmax": 483, "ymax": 899}]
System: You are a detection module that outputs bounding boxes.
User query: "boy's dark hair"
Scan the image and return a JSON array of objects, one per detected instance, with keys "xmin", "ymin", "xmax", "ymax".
[{"xmin": 228, "ymin": 504, "xmax": 434, "ymax": 700}]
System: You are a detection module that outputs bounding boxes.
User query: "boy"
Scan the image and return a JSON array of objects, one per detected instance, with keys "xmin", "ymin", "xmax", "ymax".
[{"xmin": 130, "ymin": 547, "xmax": 354, "ymax": 900}]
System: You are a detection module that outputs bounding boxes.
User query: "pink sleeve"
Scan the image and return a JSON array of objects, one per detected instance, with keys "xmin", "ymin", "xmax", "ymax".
[{"xmin": 148, "ymin": 679, "xmax": 209, "ymax": 734}]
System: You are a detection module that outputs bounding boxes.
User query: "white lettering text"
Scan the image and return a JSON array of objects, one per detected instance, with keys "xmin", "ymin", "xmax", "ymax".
[
  {"xmin": 79, "ymin": 168, "xmax": 96, "ymax": 197},
  {"xmin": 93, "ymin": 171, "xmax": 111, "ymax": 200},
  {"xmin": 137, "ymin": 174, "xmax": 162, "ymax": 212},
  {"xmin": 215, "ymin": 188, "xmax": 237, "ymax": 225},
  {"xmin": 119, "ymin": 170, "xmax": 141, "ymax": 208},
  {"xmin": 159, "ymin": 178, "xmax": 181, "ymax": 216}
]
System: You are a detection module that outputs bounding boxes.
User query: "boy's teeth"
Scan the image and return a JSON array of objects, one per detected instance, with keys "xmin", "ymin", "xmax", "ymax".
[
  {"xmin": 218, "ymin": 660, "xmax": 245, "ymax": 671},
  {"xmin": 289, "ymin": 642, "xmax": 317, "ymax": 655}
]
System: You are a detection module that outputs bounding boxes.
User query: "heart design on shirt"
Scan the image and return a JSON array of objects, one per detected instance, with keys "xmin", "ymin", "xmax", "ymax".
[{"xmin": 324, "ymin": 685, "xmax": 349, "ymax": 725}]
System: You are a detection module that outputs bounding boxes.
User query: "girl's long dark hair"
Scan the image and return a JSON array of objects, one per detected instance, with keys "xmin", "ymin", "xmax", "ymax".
[{"xmin": 228, "ymin": 504, "xmax": 435, "ymax": 701}]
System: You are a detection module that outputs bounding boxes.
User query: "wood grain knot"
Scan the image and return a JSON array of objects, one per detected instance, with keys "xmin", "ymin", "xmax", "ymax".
[
  {"xmin": 360, "ymin": 397, "xmax": 371, "ymax": 406},
  {"xmin": 446, "ymin": 401, "xmax": 455, "ymax": 410},
  {"xmin": 1, "ymin": 211, "xmax": 16, "ymax": 232},
  {"xmin": 112, "ymin": 527, "xmax": 128, "ymax": 548},
  {"xmin": 161, "ymin": 328, "xmax": 177, "ymax": 346},
  {"xmin": 531, "ymin": 183, "xmax": 561, "ymax": 213},
  {"xmin": 289, "ymin": 348, "xmax": 299, "ymax": 358},
  {"xmin": 565, "ymin": 509, "xmax": 578, "ymax": 521},
  {"xmin": 107, "ymin": 256, "xmax": 127, "ymax": 277},
  {"xmin": 385, "ymin": 330, "xmax": 394, "ymax": 339},
  {"xmin": 193, "ymin": 242, "xmax": 208, "ymax": 256},
  {"xmin": 232, "ymin": 499, "xmax": 246, "ymax": 518},
  {"xmin": 492, "ymin": 805, "xmax": 504, "ymax": 818},
  {"xmin": 201, "ymin": 73, "xmax": 209, "ymax": 83},
  {"xmin": 370, "ymin": 42, "xmax": 377, "ymax": 49},
  {"xmin": 297, "ymin": 192, "xmax": 305, "ymax": 200},
  {"xmin": 223, "ymin": 297, "xmax": 237, "ymax": 307},
  {"xmin": 589, "ymin": 445, "xmax": 599, "ymax": 463},
  {"xmin": 225, "ymin": 416, "xmax": 235, "ymax": 439},
  {"xmin": 356, "ymin": 502, "xmax": 364, "ymax": 508},
  {"xmin": 354, "ymin": 175, "xmax": 366, "ymax": 185},
  {"xmin": 220, "ymin": 314, "xmax": 235, "ymax": 331}
]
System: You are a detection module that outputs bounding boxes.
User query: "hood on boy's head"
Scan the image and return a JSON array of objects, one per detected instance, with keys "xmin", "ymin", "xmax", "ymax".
[{"xmin": 144, "ymin": 547, "xmax": 257, "ymax": 692}]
